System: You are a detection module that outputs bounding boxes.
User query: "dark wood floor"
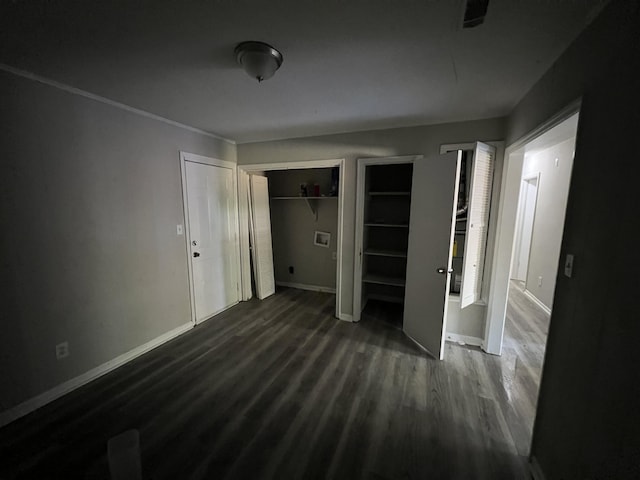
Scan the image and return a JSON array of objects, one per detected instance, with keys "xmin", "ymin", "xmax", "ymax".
[{"xmin": 0, "ymin": 284, "xmax": 549, "ymax": 479}]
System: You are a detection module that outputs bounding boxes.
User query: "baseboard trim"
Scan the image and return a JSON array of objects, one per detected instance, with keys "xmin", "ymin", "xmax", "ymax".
[
  {"xmin": 530, "ymin": 456, "xmax": 547, "ymax": 480},
  {"xmin": 276, "ymin": 281, "xmax": 336, "ymax": 294},
  {"xmin": 195, "ymin": 301, "xmax": 239, "ymax": 325},
  {"xmin": 0, "ymin": 322, "xmax": 193, "ymax": 428},
  {"xmin": 338, "ymin": 313, "xmax": 353, "ymax": 322},
  {"xmin": 523, "ymin": 289, "xmax": 552, "ymax": 315},
  {"xmin": 445, "ymin": 333, "xmax": 483, "ymax": 347}
]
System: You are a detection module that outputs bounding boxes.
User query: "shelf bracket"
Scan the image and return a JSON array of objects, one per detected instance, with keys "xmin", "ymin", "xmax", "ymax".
[{"xmin": 304, "ymin": 198, "xmax": 318, "ymax": 221}]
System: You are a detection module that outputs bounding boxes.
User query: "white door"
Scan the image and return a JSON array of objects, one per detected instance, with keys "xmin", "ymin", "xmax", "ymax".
[
  {"xmin": 185, "ymin": 160, "xmax": 239, "ymax": 323},
  {"xmin": 514, "ymin": 177, "xmax": 538, "ymax": 281},
  {"xmin": 237, "ymin": 170, "xmax": 253, "ymax": 301},
  {"xmin": 403, "ymin": 151, "xmax": 461, "ymax": 359},
  {"xmin": 249, "ymin": 175, "xmax": 276, "ymax": 300}
]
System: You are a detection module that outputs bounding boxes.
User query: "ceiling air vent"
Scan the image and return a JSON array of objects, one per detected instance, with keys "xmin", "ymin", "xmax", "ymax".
[{"xmin": 463, "ymin": 0, "xmax": 490, "ymax": 28}]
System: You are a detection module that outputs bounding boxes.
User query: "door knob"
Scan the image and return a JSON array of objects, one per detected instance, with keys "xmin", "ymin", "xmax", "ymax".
[
  {"xmin": 437, "ymin": 267, "xmax": 453, "ymax": 274},
  {"xmin": 193, "ymin": 252, "xmax": 200, "ymax": 258}
]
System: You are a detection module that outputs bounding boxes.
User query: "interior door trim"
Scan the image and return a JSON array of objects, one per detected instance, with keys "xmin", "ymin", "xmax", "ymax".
[
  {"xmin": 238, "ymin": 158, "xmax": 347, "ymax": 321},
  {"xmin": 180, "ymin": 151, "xmax": 242, "ymax": 325},
  {"xmin": 353, "ymin": 155, "xmax": 423, "ymax": 322}
]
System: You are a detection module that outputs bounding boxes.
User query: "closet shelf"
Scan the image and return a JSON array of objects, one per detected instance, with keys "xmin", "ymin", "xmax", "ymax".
[
  {"xmin": 363, "ymin": 274, "xmax": 406, "ymax": 287},
  {"xmin": 364, "ymin": 223, "xmax": 409, "ymax": 228},
  {"xmin": 270, "ymin": 196, "xmax": 337, "ymax": 200},
  {"xmin": 366, "ymin": 293, "xmax": 405, "ymax": 305},
  {"xmin": 364, "ymin": 249, "xmax": 407, "ymax": 258},
  {"xmin": 270, "ymin": 196, "xmax": 337, "ymax": 219},
  {"xmin": 368, "ymin": 191, "xmax": 411, "ymax": 196}
]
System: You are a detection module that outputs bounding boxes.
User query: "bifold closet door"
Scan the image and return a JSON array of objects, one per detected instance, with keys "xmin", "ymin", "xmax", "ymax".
[
  {"xmin": 185, "ymin": 160, "xmax": 240, "ymax": 323},
  {"xmin": 403, "ymin": 151, "xmax": 461, "ymax": 360},
  {"xmin": 249, "ymin": 175, "xmax": 276, "ymax": 300},
  {"xmin": 238, "ymin": 170, "xmax": 253, "ymax": 301},
  {"xmin": 460, "ymin": 142, "xmax": 495, "ymax": 308}
]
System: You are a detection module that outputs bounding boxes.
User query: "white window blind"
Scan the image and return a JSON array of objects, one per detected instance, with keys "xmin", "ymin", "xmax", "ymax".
[{"xmin": 460, "ymin": 142, "xmax": 495, "ymax": 309}]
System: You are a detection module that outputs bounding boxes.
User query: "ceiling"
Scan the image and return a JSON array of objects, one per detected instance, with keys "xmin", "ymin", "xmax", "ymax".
[{"xmin": 0, "ymin": 0, "xmax": 607, "ymax": 143}]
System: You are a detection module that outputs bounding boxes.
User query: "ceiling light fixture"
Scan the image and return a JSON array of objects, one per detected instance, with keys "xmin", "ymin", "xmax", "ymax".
[{"xmin": 235, "ymin": 41, "xmax": 283, "ymax": 83}]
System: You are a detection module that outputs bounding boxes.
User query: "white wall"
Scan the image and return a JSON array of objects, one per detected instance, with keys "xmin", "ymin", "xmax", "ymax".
[
  {"xmin": 238, "ymin": 119, "xmax": 505, "ymax": 336},
  {"xmin": 0, "ymin": 70, "xmax": 236, "ymax": 415},
  {"xmin": 521, "ymin": 138, "xmax": 575, "ymax": 308}
]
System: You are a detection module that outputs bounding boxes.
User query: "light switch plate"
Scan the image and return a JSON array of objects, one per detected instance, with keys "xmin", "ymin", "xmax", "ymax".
[
  {"xmin": 177, "ymin": 224, "xmax": 184, "ymax": 235},
  {"xmin": 564, "ymin": 254, "xmax": 574, "ymax": 277}
]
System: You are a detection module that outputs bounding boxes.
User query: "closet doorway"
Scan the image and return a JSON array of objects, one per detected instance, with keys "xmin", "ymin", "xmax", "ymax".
[
  {"xmin": 238, "ymin": 159, "xmax": 346, "ymax": 320},
  {"xmin": 353, "ymin": 153, "xmax": 466, "ymax": 359}
]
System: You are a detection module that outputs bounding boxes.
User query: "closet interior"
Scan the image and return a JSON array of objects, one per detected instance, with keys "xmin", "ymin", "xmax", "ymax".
[
  {"xmin": 360, "ymin": 162, "xmax": 413, "ymax": 312},
  {"xmin": 267, "ymin": 168, "xmax": 339, "ymax": 294}
]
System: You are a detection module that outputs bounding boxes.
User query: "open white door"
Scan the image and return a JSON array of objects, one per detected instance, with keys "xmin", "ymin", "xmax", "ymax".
[
  {"xmin": 460, "ymin": 142, "xmax": 496, "ymax": 308},
  {"xmin": 403, "ymin": 151, "xmax": 461, "ymax": 359},
  {"xmin": 237, "ymin": 170, "xmax": 253, "ymax": 301},
  {"xmin": 184, "ymin": 159, "xmax": 240, "ymax": 323},
  {"xmin": 249, "ymin": 175, "xmax": 276, "ymax": 300}
]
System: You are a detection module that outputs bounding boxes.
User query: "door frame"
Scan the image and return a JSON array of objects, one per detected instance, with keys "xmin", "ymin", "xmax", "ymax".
[
  {"xmin": 180, "ymin": 151, "xmax": 242, "ymax": 325},
  {"xmin": 483, "ymin": 99, "xmax": 581, "ymax": 354},
  {"xmin": 512, "ymin": 172, "xmax": 540, "ymax": 283},
  {"xmin": 439, "ymin": 141, "xmax": 505, "ymax": 307},
  {"xmin": 237, "ymin": 158, "xmax": 347, "ymax": 321},
  {"xmin": 353, "ymin": 155, "xmax": 422, "ymax": 322}
]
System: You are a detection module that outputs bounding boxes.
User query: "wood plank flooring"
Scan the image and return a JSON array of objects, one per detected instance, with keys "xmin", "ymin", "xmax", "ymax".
[{"xmin": 0, "ymin": 284, "xmax": 549, "ymax": 479}]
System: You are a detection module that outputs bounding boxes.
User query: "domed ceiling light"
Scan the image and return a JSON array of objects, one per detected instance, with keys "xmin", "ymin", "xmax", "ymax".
[{"xmin": 235, "ymin": 41, "xmax": 283, "ymax": 82}]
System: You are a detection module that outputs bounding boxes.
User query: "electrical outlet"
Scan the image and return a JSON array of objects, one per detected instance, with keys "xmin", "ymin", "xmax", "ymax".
[
  {"xmin": 332, "ymin": 251, "xmax": 337, "ymax": 260},
  {"xmin": 177, "ymin": 224, "xmax": 184, "ymax": 235},
  {"xmin": 538, "ymin": 276, "xmax": 543, "ymax": 287},
  {"xmin": 56, "ymin": 341, "xmax": 69, "ymax": 360},
  {"xmin": 554, "ymin": 158, "xmax": 559, "ymax": 167}
]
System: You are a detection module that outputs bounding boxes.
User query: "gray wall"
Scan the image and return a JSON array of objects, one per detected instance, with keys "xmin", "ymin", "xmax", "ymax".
[
  {"xmin": 0, "ymin": 70, "xmax": 236, "ymax": 412},
  {"xmin": 267, "ymin": 169, "xmax": 338, "ymax": 290},
  {"xmin": 508, "ymin": 1, "xmax": 640, "ymax": 478},
  {"xmin": 238, "ymin": 118, "xmax": 506, "ymax": 321},
  {"xmin": 521, "ymin": 138, "xmax": 575, "ymax": 308}
]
